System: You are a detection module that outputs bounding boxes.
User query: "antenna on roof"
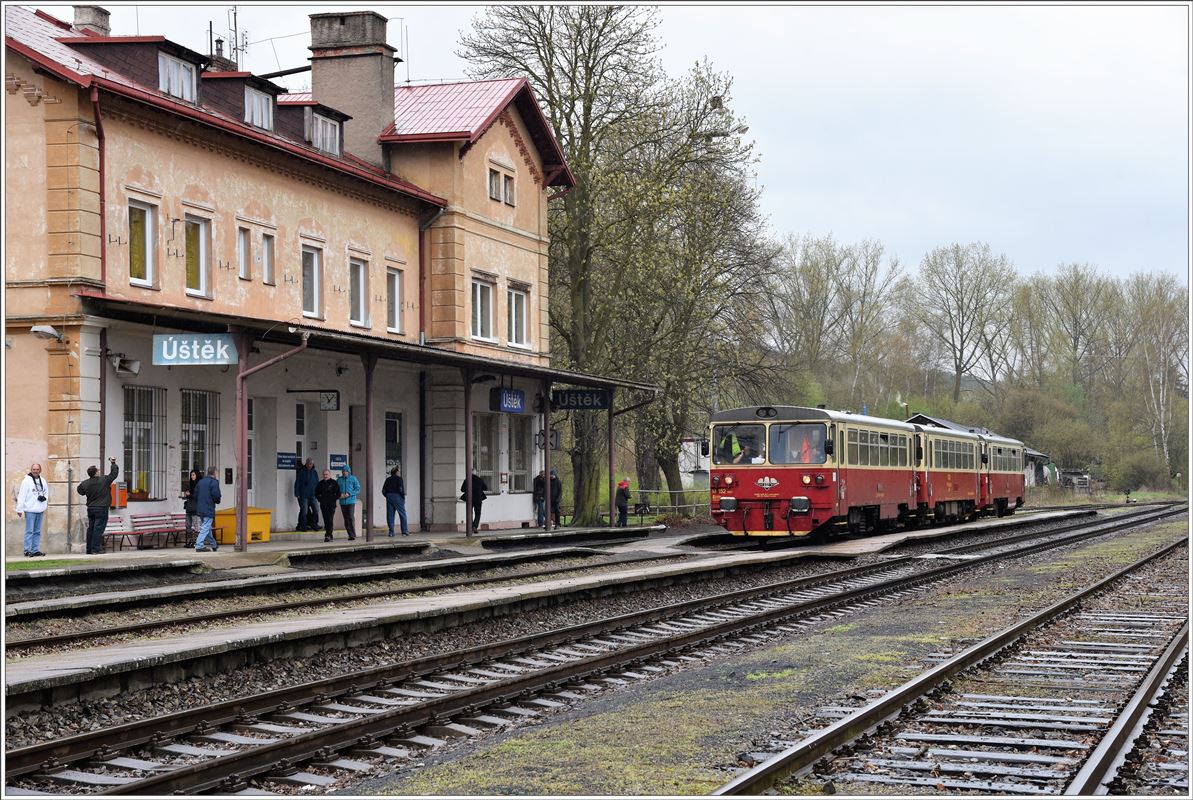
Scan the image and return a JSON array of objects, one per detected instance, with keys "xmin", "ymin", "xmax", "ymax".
[{"xmin": 405, "ymin": 24, "xmax": 411, "ymax": 84}]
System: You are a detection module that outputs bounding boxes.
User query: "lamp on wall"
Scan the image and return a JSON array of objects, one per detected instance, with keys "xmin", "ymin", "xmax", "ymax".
[
  {"xmin": 31, "ymin": 324, "xmax": 65, "ymax": 342},
  {"xmin": 471, "ymin": 373, "xmax": 497, "ymax": 384}
]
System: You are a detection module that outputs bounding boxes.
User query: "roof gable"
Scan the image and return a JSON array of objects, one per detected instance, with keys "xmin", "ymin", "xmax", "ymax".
[{"xmin": 383, "ymin": 78, "xmax": 574, "ymax": 187}]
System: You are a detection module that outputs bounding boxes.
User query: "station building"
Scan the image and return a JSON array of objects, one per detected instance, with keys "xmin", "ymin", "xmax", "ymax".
[{"xmin": 4, "ymin": 6, "xmax": 652, "ymax": 554}]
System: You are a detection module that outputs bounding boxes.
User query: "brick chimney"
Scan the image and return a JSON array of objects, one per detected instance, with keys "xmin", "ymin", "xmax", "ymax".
[
  {"xmin": 206, "ymin": 38, "xmax": 239, "ymax": 73},
  {"xmin": 308, "ymin": 11, "xmax": 395, "ymax": 168},
  {"xmin": 73, "ymin": 5, "xmax": 111, "ymax": 36}
]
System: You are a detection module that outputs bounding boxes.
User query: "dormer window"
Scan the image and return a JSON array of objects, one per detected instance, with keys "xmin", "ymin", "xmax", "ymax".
[
  {"xmin": 158, "ymin": 52, "xmax": 196, "ymax": 102},
  {"xmin": 244, "ymin": 86, "xmax": 274, "ymax": 130},
  {"xmin": 311, "ymin": 112, "xmax": 341, "ymax": 155}
]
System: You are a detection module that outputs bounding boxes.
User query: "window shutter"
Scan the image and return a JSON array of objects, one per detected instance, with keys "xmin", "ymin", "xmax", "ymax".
[{"xmin": 304, "ymin": 108, "xmax": 312, "ymax": 142}]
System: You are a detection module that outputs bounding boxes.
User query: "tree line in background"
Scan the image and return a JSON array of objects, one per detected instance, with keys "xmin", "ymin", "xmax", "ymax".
[{"xmin": 461, "ymin": 6, "xmax": 1189, "ymax": 524}]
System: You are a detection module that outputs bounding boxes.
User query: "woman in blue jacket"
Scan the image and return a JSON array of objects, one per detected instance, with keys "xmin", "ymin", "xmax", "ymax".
[{"xmin": 337, "ymin": 465, "xmax": 361, "ymax": 541}]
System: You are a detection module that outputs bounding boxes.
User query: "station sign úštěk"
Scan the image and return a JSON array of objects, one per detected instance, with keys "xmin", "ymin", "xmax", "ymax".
[
  {"xmin": 551, "ymin": 388, "xmax": 610, "ymax": 410},
  {"xmin": 153, "ymin": 334, "xmax": 238, "ymax": 365}
]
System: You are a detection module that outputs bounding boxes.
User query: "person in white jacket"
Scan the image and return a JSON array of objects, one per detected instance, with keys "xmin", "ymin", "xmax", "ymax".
[{"xmin": 15, "ymin": 463, "xmax": 48, "ymax": 557}]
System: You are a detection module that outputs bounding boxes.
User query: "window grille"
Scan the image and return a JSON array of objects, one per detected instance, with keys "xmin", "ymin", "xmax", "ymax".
[
  {"xmin": 123, "ymin": 386, "xmax": 167, "ymax": 500},
  {"xmin": 180, "ymin": 389, "xmax": 220, "ymax": 489}
]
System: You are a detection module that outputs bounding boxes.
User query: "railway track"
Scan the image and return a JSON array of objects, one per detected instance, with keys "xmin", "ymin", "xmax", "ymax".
[
  {"xmin": 4, "ymin": 552, "xmax": 683, "ymax": 653},
  {"xmin": 7, "ymin": 505, "xmax": 1174, "ymax": 657},
  {"xmin": 5, "ymin": 505, "xmax": 1182, "ymax": 794},
  {"xmin": 713, "ymin": 537, "xmax": 1188, "ymax": 795},
  {"xmin": 1111, "ymin": 653, "xmax": 1189, "ymax": 795}
]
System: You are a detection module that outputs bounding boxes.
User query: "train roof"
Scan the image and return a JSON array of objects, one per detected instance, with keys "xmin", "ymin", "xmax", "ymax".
[
  {"xmin": 710, "ymin": 405, "xmax": 1025, "ymax": 447},
  {"xmin": 710, "ymin": 405, "xmax": 918, "ymax": 433}
]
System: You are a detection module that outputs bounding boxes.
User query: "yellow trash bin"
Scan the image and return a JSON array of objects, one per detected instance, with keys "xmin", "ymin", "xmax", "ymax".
[{"xmin": 213, "ymin": 507, "xmax": 272, "ymax": 545}]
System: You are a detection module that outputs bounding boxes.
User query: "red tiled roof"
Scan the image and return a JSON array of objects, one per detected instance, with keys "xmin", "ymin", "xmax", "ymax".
[
  {"xmin": 385, "ymin": 78, "xmax": 574, "ymax": 188},
  {"xmin": 279, "ymin": 91, "xmax": 313, "ymax": 104},
  {"xmin": 4, "ymin": 6, "xmax": 445, "ymax": 207}
]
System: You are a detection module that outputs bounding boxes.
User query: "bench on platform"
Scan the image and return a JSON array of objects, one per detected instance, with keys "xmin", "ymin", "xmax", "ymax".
[
  {"xmin": 129, "ymin": 513, "xmax": 184, "ymax": 549},
  {"xmin": 102, "ymin": 516, "xmax": 134, "ymax": 551}
]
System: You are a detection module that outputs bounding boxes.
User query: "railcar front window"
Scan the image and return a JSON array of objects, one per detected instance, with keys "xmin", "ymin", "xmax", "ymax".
[
  {"xmin": 712, "ymin": 424, "xmax": 766, "ymax": 465},
  {"xmin": 769, "ymin": 423, "xmax": 828, "ymax": 464}
]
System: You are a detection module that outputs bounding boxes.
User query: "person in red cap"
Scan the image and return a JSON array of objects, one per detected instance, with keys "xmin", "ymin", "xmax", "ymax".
[{"xmin": 615, "ymin": 477, "xmax": 631, "ymax": 527}]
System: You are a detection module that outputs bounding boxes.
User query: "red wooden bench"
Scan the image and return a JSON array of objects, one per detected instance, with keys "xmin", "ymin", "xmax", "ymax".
[
  {"xmin": 129, "ymin": 513, "xmax": 183, "ymax": 549},
  {"xmin": 102, "ymin": 516, "xmax": 134, "ymax": 551},
  {"xmin": 170, "ymin": 513, "xmax": 192, "ymax": 547}
]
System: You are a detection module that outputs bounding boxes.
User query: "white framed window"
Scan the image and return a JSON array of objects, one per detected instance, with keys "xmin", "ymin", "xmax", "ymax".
[
  {"xmin": 261, "ymin": 233, "xmax": 275, "ymax": 284},
  {"xmin": 488, "ymin": 169, "xmax": 502, "ymax": 201},
  {"xmin": 503, "ymin": 174, "xmax": 516, "ymax": 206},
  {"xmin": 244, "ymin": 86, "xmax": 273, "ymax": 130},
  {"xmin": 123, "ymin": 385, "xmax": 167, "ymax": 500},
  {"xmin": 387, "ymin": 267, "xmax": 403, "ymax": 333},
  {"xmin": 471, "ymin": 278, "xmax": 495, "ymax": 341},
  {"xmin": 157, "ymin": 52, "xmax": 196, "ymax": 102},
  {"xmin": 301, "ymin": 244, "xmax": 321, "ymax": 317},
  {"xmin": 349, "ymin": 257, "xmax": 368, "ymax": 326},
  {"xmin": 184, "ymin": 215, "xmax": 209, "ymax": 296},
  {"xmin": 507, "ymin": 287, "xmax": 529, "ymax": 347},
  {"xmin": 472, "ymin": 412, "xmax": 499, "ymax": 492},
  {"xmin": 509, "ymin": 415, "xmax": 533, "ymax": 493},
  {"xmin": 237, "ymin": 227, "xmax": 251, "ymax": 280},
  {"xmin": 180, "ymin": 388, "xmax": 220, "ymax": 479},
  {"xmin": 312, "ymin": 113, "xmax": 340, "ymax": 155},
  {"xmin": 128, "ymin": 200, "xmax": 155, "ymax": 287}
]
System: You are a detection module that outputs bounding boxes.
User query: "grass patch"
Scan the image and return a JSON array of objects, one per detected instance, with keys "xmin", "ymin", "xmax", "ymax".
[
  {"xmin": 824, "ymin": 623, "xmax": 858, "ymax": 634},
  {"xmin": 747, "ymin": 667, "xmax": 802, "ymax": 681},
  {"xmin": 6, "ymin": 559, "xmax": 88, "ymax": 570}
]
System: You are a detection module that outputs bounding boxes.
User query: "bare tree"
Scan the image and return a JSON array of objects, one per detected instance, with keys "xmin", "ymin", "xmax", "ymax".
[
  {"xmin": 835, "ymin": 239, "xmax": 901, "ymax": 406},
  {"xmin": 1127, "ymin": 272, "xmax": 1187, "ymax": 472},
  {"xmin": 1042, "ymin": 263, "xmax": 1114, "ymax": 392},
  {"xmin": 917, "ymin": 242, "xmax": 1015, "ymax": 403}
]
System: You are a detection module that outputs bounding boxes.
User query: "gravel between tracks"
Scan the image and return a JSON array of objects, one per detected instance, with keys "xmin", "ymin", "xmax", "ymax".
[{"xmin": 2, "ymin": 513, "xmax": 1155, "ymax": 752}]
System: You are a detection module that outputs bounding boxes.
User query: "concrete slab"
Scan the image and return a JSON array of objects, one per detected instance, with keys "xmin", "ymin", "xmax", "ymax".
[{"xmin": 3, "ymin": 511, "xmax": 1086, "ymax": 701}]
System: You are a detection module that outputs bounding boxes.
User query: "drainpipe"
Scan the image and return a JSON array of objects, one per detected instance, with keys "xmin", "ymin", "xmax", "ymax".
[
  {"xmin": 607, "ymin": 387, "xmax": 615, "ymax": 527},
  {"xmin": 542, "ymin": 378, "xmax": 552, "ymax": 531},
  {"xmin": 463, "ymin": 367, "xmax": 473, "ymax": 535},
  {"xmin": 92, "ymin": 88, "xmax": 107, "ymax": 464},
  {"xmin": 98, "ymin": 327, "xmax": 107, "ymax": 463},
  {"xmin": 233, "ymin": 330, "xmax": 309, "ymax": 551},
  {"xmin": 418, "ymin": 207, "xmax": 447, "ymax": 345},
  {"xmin": 418, "ymin": 369, "xmax": 427, "ymax": 532},
  {"xmin": 362, "ymin": 352, "xmax": 376, "ymax": 541},
  {"xmin": 90, "ymin": 86, "xmax": 106, "ymax": 285}
]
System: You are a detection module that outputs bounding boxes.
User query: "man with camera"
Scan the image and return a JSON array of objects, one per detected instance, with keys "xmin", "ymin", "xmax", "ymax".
[
  {"xmin": 77, "ymin": 458, "xmax": 119, "ymax": 554},
  {"xmin": 14, "ymin": 463, "xmax": 49, "ymax": 557}
]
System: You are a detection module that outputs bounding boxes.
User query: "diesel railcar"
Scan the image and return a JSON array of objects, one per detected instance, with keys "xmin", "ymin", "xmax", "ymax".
[{"xmin": 708, "ymin": 406, "xmax": 1026, "ymax": 538}]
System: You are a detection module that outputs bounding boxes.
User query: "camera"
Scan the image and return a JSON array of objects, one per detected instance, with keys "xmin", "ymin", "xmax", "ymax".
[{"xmin": 37, "ymin": 495, "xmax": 46, "ymax": 502}]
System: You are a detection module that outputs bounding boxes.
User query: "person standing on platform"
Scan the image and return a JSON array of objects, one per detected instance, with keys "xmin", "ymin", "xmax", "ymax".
[
  {"xmin": 315, "ymin": 469, "xmax": 340, "ymax": 542},
  {"xmin": 15, "ymin": 463, "xmax": 49, "ymax": 557},
  {"xmin": 76, "ymin": 458, "xmax": 119, "ymax": 554},
  {"xmin": 550, "ymin": 469, "xmax": 563, "ymax": 527},
  {"xmin": 615, "ymin": 477, "xmax": 631, "ymax": 527},
  {"xmin": 532, "ymin": 469, "xmax": 546, "ymax": 528},
  {"xmin": 294, "ymin": 458, "xmax": 319, "ymax": 531},
  {"xmin": 337, "ymin": 465, "xmax": 361, "ymax": 541},
  {"xmin": 193, "ymin": 466, "xmax": 222, "ymax": 552},
  {"xmin": 460, "ymin": 469, "xmax": 488, "ymax": 533},
  {"xmin": 382, "ymin": 465, "xmax": 409, "ymax": 537},
  {"xmin": 182, "ymin": 469, "xmax": 201, "ymax": 547}
]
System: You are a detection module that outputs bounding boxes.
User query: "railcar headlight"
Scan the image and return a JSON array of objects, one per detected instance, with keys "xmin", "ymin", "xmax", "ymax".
[
  {"xmin": 801, "ymin": 475, "xmax": 811, "ymax": 486},
  {"xmin": 724, "ymin": 475, "xmax": 735, "ymax": 487}
]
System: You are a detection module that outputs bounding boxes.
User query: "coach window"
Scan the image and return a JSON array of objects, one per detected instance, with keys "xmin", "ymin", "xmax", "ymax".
[
  {"xmin": 712, "ymin": 424, "xmax": 765, "ymax": 465},
  {"xmin": 770, "ymin": 423, "xmax": 827, "ymax": 465}
]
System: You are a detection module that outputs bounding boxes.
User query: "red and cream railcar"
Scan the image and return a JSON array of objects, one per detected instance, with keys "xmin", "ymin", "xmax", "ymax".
[
  {"xmin": 709, "ymin": 406, "xmax": 918, "ymax": 537},
  {"xmin": 709, "ymin": 405, "xmax": 1027, "ymax": 538}
]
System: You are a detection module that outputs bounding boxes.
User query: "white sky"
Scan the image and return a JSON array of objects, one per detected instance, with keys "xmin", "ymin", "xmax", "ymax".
[{"xmin": 28, "ymin": 1, "xmax": 1192, "ymax": 281}]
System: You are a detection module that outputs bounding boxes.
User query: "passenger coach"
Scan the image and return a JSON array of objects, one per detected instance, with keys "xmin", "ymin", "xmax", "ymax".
[{"xmin": 708, "ymin": 406, "xmax": 1026, "ymax": 538}]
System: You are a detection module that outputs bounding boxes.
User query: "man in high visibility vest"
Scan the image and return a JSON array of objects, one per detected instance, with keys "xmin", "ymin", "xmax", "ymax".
[{"xmin": 719, "ymin": 432, "xmax": 742, "ymax": 463}]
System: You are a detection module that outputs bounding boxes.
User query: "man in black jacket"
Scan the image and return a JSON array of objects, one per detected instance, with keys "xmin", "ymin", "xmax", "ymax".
[
  {"xmin": 76, "ymin": 458, "xmax": 119, "ymax": 554},
  {"xmin": 550, "ymin": 469, "xmax": 563, "ymax": 527},
  {"xmin": 314, "ymin": 469, "xmax": 341, "ymax": 542},
  {"xmin": 460, "ymin": 469, "xmax": 488, "ymax": 533}
]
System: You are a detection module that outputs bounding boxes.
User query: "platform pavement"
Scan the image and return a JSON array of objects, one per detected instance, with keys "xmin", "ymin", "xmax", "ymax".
[
  {"xmin": 3, "ymin": 522, "xmax": 668, "ymax": 570},
  {"xmin": 3, "ymin": 510, "xmax": 1088, "ymax": 703}
]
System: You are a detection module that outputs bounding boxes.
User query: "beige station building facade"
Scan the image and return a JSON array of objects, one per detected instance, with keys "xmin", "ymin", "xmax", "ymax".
[{"xmin": 4, "ymin": 6, "xmax": 648, "ymax": 554}]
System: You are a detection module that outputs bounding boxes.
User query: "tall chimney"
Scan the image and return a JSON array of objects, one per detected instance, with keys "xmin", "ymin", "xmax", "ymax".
[
  {"xmin": 73, "ymin": 5, "xmax": 111, "ymax": 36},
  {"xmin": 308, "ymin": 11, "xmax": 395, "ymax": 167}
]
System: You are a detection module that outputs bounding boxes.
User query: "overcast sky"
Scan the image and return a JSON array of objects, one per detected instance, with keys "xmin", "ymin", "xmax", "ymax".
[{"xmin": 31, "ymin": 2, "xmax": 1191, "ymax": 282}]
